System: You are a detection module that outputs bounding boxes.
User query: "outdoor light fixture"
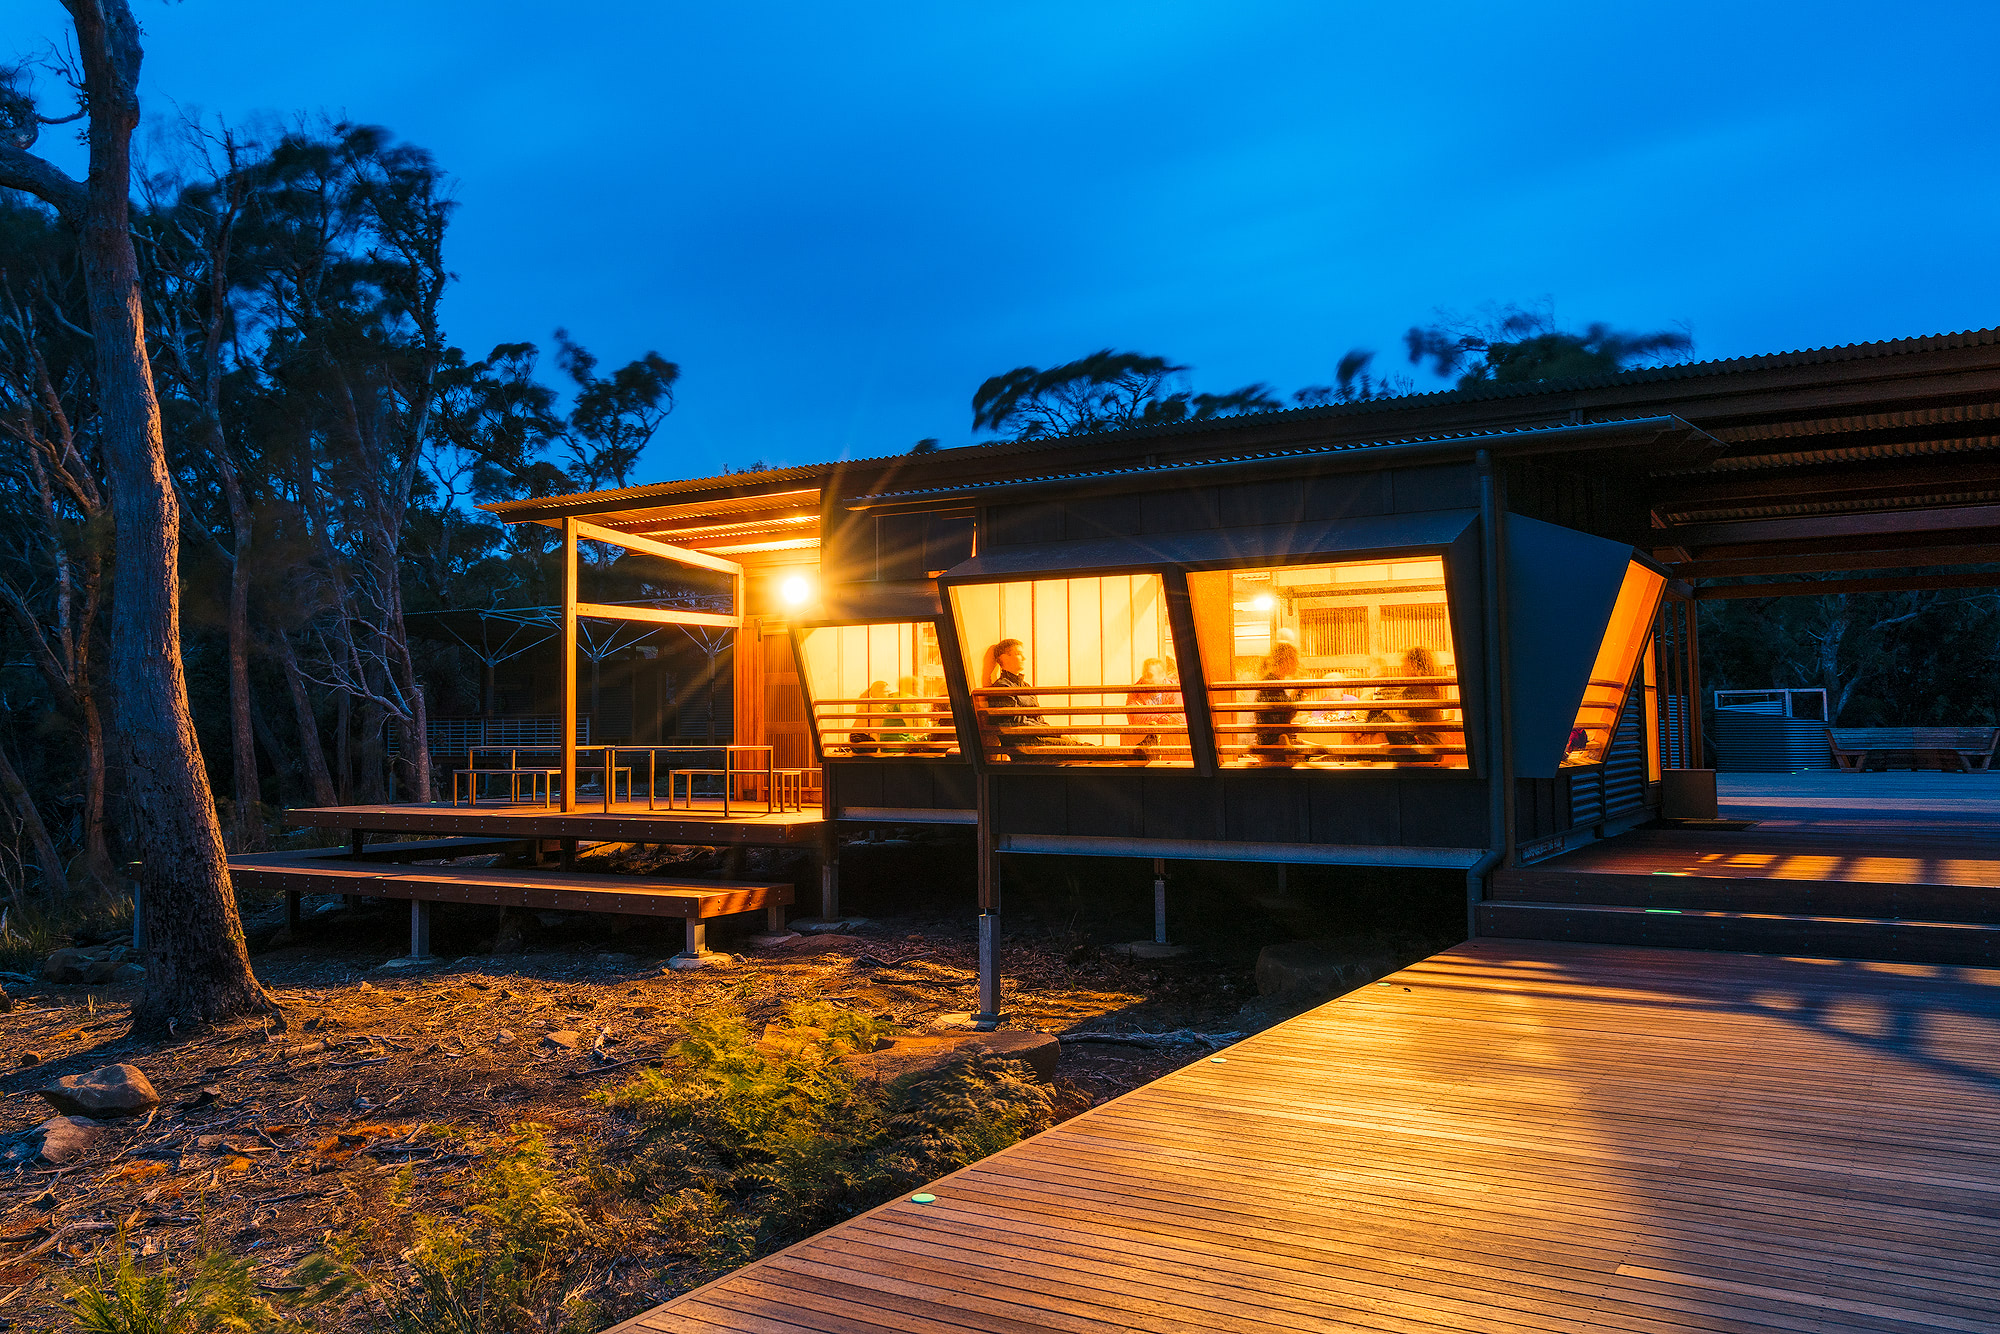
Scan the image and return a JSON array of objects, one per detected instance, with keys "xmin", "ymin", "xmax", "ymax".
[{"xmin": 780, "ymin": 574, "xmax": 813, "ymax": 607}]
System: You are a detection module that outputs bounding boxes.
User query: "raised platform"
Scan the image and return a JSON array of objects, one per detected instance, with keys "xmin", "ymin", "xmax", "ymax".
[
  {"xmin": 609, "ymin": 939, "xmax": 2000, "ymax": 1334},
  {"xmin": 285, "ymin": 799, "xmax": 827, "ymax": 847},
  {"xmin": 1483, "ymin": 772, "xmax": 2000, "ymax": 964}
]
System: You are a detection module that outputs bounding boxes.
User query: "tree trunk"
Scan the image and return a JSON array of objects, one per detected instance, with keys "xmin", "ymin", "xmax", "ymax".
[
  {"xmin": 335, "ymin": 688, "xmax": 352, "ymax": 803},
  {"xmin": 274, "ymin": 632, "xmax": 338, "ymax": 807},
  {"xmin": 7, "ymin": 0, "xmax": 273, "ymax": 1030},
  {"xmin": 0, "ymin": 741, "xmax": 63, "ymax": 902}
]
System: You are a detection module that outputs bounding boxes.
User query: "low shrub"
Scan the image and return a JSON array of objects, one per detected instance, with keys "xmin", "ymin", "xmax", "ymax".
[{"xmin": 597, "ymin": 1001, "xmax": 1053, "ymax": 1281}]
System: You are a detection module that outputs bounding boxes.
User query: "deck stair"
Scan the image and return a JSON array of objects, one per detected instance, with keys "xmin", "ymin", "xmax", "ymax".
[
  {"xmin": 230, "ymin": 846, "xmax": 791, "ymax": 958},
  {"xmin": 1480, "ymin": 827, "xmax": 2000, "ymax": 966}
]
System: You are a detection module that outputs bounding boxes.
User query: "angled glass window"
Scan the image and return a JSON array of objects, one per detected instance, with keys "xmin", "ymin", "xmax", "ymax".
[
  {"xmin": 1188, "ymin": 556, "xmax": 1467, "ymax": 768},
  {"xmin": 797, "ymin": 622, "xmax": 959, "ymax": 758},
  {"xmin": 1561, "ymin": 560, "xmax": 1667, "ymax": 768},
  {"xmin": 948, "ymin": 574, "xmax": 1191, "ymax": 766}
]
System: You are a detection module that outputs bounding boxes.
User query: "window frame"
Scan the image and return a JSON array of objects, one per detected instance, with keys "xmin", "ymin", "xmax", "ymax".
[
  {"xmin": 1557, "ymin": 557, "xmax": 1670, "ymax": 772},
  {"xmin": 788, "ymin": 616, "xmax": 974, "ymax": 765},
  {"xmin": 941, "ymin": 568, "xmax": 1204, "ymax": 772},
  {"xmin": 1182, "ymin": 548, "xmax": 1477, "ymax": 773}
]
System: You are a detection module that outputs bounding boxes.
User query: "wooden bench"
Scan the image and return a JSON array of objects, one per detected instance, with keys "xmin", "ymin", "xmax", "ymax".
[
  {"xmin": 1826, "ymin": 726, "xmax": 2000, "ymax": 772},
  {"xmin": 228, "ymin": 852, "xmax": 792, "ymax": 959}
]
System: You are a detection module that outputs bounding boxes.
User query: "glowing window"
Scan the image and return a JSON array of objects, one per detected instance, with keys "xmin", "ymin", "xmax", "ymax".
[
  {"xmin": 1188, "ymin": 556, "xmax": 1466, "ymax": 769},
  {"xmin": 1562, "ymin": 561, "xmax": 1668, "ymax": 768},
  {"xmin": 797, "ymin": 622, "xmax": 958, "ymax": 759},
  {"xmin": 948, "ymin": 574, "xmax": 1190, "ymax": 767}
]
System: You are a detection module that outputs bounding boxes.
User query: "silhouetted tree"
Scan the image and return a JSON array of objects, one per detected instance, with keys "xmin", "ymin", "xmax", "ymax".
[
  {"xmin": 1405, "ymin": 300, "xmax": 1693, "ymax": 388},
  {"xmin": 1293, "ymin": 349, "xmax": 1412, "ymax": 406},
  {"xmin": 972, "ymin": 349, "xmax": 1279, "ymax": 441}
]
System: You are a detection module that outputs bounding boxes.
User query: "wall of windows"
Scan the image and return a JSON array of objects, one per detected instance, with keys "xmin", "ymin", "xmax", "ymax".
[
  {"xmin": 948, "ymin": 573, "xmax": 1191, "ymax": 766},
  {"xmin": 1561, "ymin": 560, "xmax": 1667, "ymax": 768},
  {"xmin": 796, "ymin": 621, "xmax": 958, "ymax": 758},
  {"xmin": 1187, "ymin": 556, "xmax": 1466, "ymax": 768}
]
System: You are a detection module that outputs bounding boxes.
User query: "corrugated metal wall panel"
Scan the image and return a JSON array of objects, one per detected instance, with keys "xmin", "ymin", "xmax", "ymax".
[
  {"xmin": 1602, "ymin": 685, "xmax": 1647, "ymax": 818},
  {"xmin": 1713, "ymin": 706, "xmax": 1834, "ymax": 772},
  {"xmin": 1569, "ymin": 766, "xmax": 1604, "ymax": 826}
]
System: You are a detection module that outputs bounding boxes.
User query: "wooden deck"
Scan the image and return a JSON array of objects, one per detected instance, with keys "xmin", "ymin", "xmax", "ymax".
[
  {"xmin": 1483, "ymin": 774, "xmax": 2000, "ymax": 965},
  {"xmin": 286, "ymin": 800, "xmax": 827, "ymax": 847},
  {"xmin": 611, "ymin": 939, "xmax": 2000, "ymax": 1334}
]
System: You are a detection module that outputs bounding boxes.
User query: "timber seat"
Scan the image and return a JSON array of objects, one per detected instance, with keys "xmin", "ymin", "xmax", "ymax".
[
  {"xmin": 1827, "ymin": 726, "xmax": 2000, "ymax": 772},
  {"xmin": 228, "ymin": 852, "xmax": 791, "ymax": 957}
]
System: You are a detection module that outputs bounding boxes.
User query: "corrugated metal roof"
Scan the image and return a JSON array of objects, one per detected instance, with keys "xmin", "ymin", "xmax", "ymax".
[
  {"xmin": 482, "ymin": 324, "xmax": 2000, "ymax": 520},
  {"xmin": 849, "ymin": 416, "xmax": 1703, "ymax": 506}
]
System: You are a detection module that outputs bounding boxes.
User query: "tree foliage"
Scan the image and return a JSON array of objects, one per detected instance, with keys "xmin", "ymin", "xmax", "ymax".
[
  {"xmin": 971, "ymin": 349, "xmax": 1280, "ymax": 441},
  {"xmin": 1405, "ymin": 300, "xmax": 1693, "ymax": 388},
  {"xmin": 0, "ymin": 103, "xmax": 687, "ymax": 911}
]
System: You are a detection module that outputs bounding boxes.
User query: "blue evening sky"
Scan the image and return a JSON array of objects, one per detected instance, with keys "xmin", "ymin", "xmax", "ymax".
[{"xmin": 13, "ymin": 2, "xmax": 2000, "ymax": 484}]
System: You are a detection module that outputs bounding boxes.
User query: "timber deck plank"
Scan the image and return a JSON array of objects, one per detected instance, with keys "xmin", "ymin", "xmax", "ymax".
[{"xmin": 607, "ymin": 940, "xmax": 2000, "ymax": 1334}]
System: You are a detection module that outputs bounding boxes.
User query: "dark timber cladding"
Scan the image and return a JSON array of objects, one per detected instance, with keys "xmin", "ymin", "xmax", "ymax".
[{"xmin": 613, "ymin": 939, "xmax": 2000, "ymax": 1334}]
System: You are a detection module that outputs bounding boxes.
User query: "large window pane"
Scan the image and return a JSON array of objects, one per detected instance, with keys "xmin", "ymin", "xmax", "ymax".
[
  {"xmin": 949, "ymin": 574, "xmax": 1190, "ymax": 766},
  {"xmin": 1188, "ymin": 556, "xmax": 1466, "ymax": 768},
  {"xmin": 797, "ymin": 622, "xmax": 958, "ymax": 758},
  {"xmin": 1562, "ymin": 560, "xmax": 1667, "ymax": 768}
]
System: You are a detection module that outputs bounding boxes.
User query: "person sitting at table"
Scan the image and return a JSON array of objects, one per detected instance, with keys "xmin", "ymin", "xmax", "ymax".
[
  {"xmin": 849, "ymin": 679, "xmax": 894, "ymax": 754},
  {"xmin": 1384, "ymin": 645, "xmax": 1445, "ymax": 759},
  {"xmin": 982, "ymin": 638, "xmax": 1059, "ymax": 754},
  {"xmin": 1121, "ymin": 657, "xmax": 1180, "ymax": 751},
  {"xmin": 1252, "ymin": 634, "xmax": 1303, "ymax": 764}
]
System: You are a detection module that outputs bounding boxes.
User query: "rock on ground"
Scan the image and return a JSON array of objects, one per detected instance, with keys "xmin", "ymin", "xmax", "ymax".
[
  {"xmin": 842, "ymin": 1031, "xmax": 1060, "ymax": 1085},
  {"xmin": 37, "ymin": 1063, "xmax": 161, "ymax": 1118},
  {"xmin": 0, "ymin": 1115, "xmax": 106, "ymax": 1164}
]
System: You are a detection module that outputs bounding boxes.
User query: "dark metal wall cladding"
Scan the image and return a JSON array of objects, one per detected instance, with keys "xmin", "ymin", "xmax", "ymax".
[
  {"xmin": 1568, "ymin": 681, "xmax": 1649, "ymax": 827},
  {"xmin": 1712, "ymin": 704, "xmax": 1836, "ymax": 773}
]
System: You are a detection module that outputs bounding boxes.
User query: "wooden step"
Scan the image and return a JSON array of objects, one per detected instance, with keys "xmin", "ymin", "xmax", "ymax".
[
  {"xmin": 232, "ymin": 836, "xmax": 535, "ymax": 865},
  {"xmin": 228, "ymin": 856, "xmax": 791, "ymax": 921},
  {"xmin": 1490, "ymin": 865, "xmax": 2000, "ymax": 923},
  {"xmin": 1476, "ymin": 900, "xmax": 2000, "ymax": 968}
]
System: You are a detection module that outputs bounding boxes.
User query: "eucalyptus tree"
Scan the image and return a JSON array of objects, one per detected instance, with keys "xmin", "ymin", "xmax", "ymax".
[
  {"xmin": 972, "ymin": 349, "xmax": 1279, "ymax": 441},
  {"xmin": 0, "ymin": 0, "xmax": 272, "ymax": 1029}
]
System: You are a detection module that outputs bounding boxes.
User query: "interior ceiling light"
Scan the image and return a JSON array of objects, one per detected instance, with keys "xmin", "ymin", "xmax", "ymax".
[
  {"xmin": 1251, "ymin": 594, "xmax": 1277, "ymax": 612},
  {"xmin": 780, "ymin": 574, "xmax": 813, "ymax": 607}
]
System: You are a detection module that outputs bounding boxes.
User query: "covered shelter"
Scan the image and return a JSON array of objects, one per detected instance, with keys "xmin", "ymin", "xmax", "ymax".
[{"xmin": 463, "ymin": 325, "xmax": 2000, "ymax": 1018}]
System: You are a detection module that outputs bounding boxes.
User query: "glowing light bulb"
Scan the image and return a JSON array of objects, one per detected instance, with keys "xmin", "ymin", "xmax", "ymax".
[
  {"xmin": 780, "ymin": 575, "xmax": 812, "ymax": 607},
  {"xmin": 1251, "ymin": 593, "xmax": 1276, "ymax": 612}
]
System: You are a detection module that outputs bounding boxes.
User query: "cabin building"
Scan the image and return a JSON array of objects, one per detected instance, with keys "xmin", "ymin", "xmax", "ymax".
[{"xmin": 462, "ymin": 327, "xmax": 2000, "ymax": 1018}]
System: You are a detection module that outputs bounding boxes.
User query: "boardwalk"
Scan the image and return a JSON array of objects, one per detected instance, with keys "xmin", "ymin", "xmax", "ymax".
[{"xmin": 615, "ymin": 940, "xmax": 2000, "ymax": 1334}]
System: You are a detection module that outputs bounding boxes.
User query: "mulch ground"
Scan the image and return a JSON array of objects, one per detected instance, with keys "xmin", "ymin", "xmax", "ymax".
[{"xmin": 0, "ymin": 893, "xmax": 1263, "ymax": 1329}]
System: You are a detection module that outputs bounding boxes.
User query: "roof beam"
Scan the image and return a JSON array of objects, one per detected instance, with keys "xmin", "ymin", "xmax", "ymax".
[
  {"xmin": 1655, "ymin": 457, "xmax": 2000, "ymax": 510},
  {"xmin": 1672, "ymin": 544, "xmax": 2000, "ymax": 578},
  {"xmin": 574, "ymin": 602, "xmax": 740, "ymax": 629},
  {"xmin": 1657, "ymin": 503, "xmax": 2000, "ymax": 551},
  {"xmin": 568, "ymin": 519, "xmax": 742, "ymax": 576},
  {"xmin": 1693, "ymin": 571, "xmax": 2000, "ymax": 600}
]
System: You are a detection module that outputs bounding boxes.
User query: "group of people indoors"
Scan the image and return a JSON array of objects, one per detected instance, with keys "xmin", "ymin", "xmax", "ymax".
[{"xmin": 970, "ymin": 635, "xmax": 1451, "ymax": 766}]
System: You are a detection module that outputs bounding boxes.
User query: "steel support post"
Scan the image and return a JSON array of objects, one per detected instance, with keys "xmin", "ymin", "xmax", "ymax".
[
  {"xmin": 1153, "ymin": 858, "xmax": 1169, "ymax": 945},
  {"xmin": 409, "ymin": 899, "xmax": 432, "ymax": 960},
  {"xmin": 975, "ymin": 773, "xmax": 1001, "ymax": 1028}
]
